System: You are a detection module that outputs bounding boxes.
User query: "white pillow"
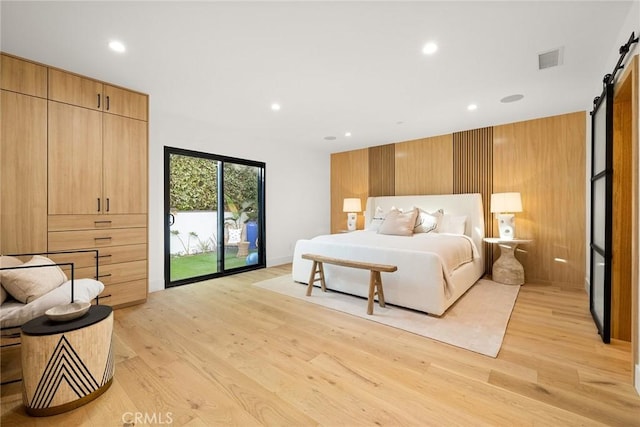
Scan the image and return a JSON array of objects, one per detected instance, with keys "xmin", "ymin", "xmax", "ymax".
[
  {"xmin": 0, "ymin": 278, "xmax": 104, "ymax": 328},
  {"xmin": 228, "ymin": 228, "xmax": 242, "ymax": 244},
  {"xmin": 438, "ymin": 214, "xmax": 467, "ymax": 235},
  {"xmin": 414, "ymin": 208, "xmax": 443, "ymax": 233},
  {"xmin": 1, "ymin": 255, "xmax": 68, "ymax": 304},
  {"xmin": 377, "ymin": 207, "xmax": 418, "ymax": 236},
  {"xmin": 0, "ymin": 256, "xmax": 24, "ymax": 305},
  {"xmin": 373, "ymin": 206, "xmax": 386, "ymax": 219},
  {"xmin": 365, "ymin": 206, "xmax": 387, "ymax": 231}
]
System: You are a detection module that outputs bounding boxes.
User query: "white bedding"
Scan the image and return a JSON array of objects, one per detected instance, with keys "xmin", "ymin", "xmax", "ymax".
[
  {"xmin": 309, "ymin": 231, "xmax": 478, "ymax": 296},
  {"xmin": 292, "ymin": 193, "xmax": 485, "ymax": 315}
]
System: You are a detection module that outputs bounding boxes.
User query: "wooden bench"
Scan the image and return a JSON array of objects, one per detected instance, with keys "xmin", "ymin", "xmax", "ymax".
[{"xmin": 301, "ymin": 253, "xmax": 397, "ymax": 315}]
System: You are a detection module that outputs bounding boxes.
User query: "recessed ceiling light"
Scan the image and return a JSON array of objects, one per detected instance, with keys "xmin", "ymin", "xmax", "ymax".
[
  {"xmin": 271, "ymin": 103, "xmax": 281, "ymax": 111},
  {"xmin": 422, "ymin": 42, "xmax": 438, "ymax": 55},
  {"xmin": 345, "ymin": 132, "xmax": 352, "ymax": 137},
  {"xmin": 500, "ymin": 94, "xmax": 524, "ymax": 103},
  {"xmin": 324, "ymin": 136, "xmax": 337, "ymax": 141},
  {"xmin": 467, "ymin": 104, "xmax": 478, "ymax": 111},
  {"xmin": 396, "ymin": 121, "xmax": 404, "ymax": 125},
  {"xmin": 108, "ymin": 40, "xmax": 126, "ymax": 53}
]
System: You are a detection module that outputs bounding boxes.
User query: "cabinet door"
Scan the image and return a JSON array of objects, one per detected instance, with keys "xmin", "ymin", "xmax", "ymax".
[
  {"xmin": 48, "ymin": 68, "xmax": 103, "ymax": 110},
  {"xmin": 103, "ymin": 115, "xmax": 148, "ymax": 214},
  {"xmin": 0, "ymin": 91, "xmax": 48, "ymax": 253},
  {"xmin": 1, "ymin": 54, "xmax": 47, "ymax": 97},
  {"xmin": 48, "ymin": 101, "xmax": 103, "ymax": 214},
  {"xmin": 103, "ymin": 85, "xmax": 148, "ymax": 121}
]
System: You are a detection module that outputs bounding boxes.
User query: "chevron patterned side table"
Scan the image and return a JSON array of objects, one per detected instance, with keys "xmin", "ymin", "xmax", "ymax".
[{"xmin": 21, "ymin": 305, "xmax": 114, "ymax": 416}]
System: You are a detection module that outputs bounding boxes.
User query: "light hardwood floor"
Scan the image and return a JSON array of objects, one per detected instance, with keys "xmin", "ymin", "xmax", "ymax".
[{"xmin": 2, "ymin": 264, "xmax": 639, "ymax": 426}]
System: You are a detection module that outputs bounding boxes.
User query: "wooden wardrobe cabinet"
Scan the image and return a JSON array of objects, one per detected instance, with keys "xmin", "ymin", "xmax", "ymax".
[
  {"xmin": 47, "ymin": 66, "xmax": 149, "ymax": 308},
  {"xmin": 1, "ymin": 53, "xmax": 149, "ymax": 309},
  {"xmin": 0, "ymin": 55, "xmax": 48, "ymax": 254}
]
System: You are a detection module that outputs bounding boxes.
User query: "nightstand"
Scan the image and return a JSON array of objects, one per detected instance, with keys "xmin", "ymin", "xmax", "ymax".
[
  {"xmin": 484, "ymin": 238, "xmax": 532, "ymax": 285},
  {"xmin": 20, "ymin": 305, "xmax": 114, "ymax": 416}
]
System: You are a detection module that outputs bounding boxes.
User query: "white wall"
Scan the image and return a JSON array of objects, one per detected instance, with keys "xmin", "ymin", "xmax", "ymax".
[
  {"xmin": 594, "ymin": 0, "xmax": 640, "ymax": 395},
  {"xmin": 147, "ymin": 109, "xmax": 331, "ymax": 292}
]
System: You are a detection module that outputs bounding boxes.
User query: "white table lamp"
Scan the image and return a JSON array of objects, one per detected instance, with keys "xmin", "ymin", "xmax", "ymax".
[
  {"xmin": 491, "ymin": 192, "xmax": 522, "ymax": 240},
  {"xmin": 343, "ymin": 198, "xmax": 362, "ymax": 231}
]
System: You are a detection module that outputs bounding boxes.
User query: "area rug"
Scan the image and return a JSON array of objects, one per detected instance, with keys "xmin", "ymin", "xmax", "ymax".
[{"xmin": 253, "ymin": 275, "xmax": 520, "ymax": 357}]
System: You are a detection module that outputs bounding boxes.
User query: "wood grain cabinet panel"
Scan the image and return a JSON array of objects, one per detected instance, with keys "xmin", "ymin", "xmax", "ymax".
[
  {"xmin": 0, "ymin": 54, "xmax": 47, "ymax": 97},
  {"xmin": 49, "ymin": 69, "xmax": 148, "ymax": 120},
  {"xmin": 48, "ymin": 68, "xmax": 103, "ymax": 110},
  {"xmin": 0, "ymin": 90, "xmax": 48, "ymax": 254},
  {"xmin": 50, "ymin": 244, "xmax": 147, "ymax": 270},
  {"xmin": 48, "ymin": 214, "xmax": 147, "ymax": 231},
  {"xmin": 103, "ymin": 115, "xmax": 148, "ymax": 214},
  {"xmin": 48, "ymin": 101, "xmax": 103, "ymax": 215},
  {"xmin": 103, "ymin": 84, "xmax": 148, "ymax": 121},
  {"xmin": 48, "ymin": 228, "xmax": 147, "ymax": 251},
  {"xmin": 98, "ymin": 279, "xmax": 148, "ymax": 308}
]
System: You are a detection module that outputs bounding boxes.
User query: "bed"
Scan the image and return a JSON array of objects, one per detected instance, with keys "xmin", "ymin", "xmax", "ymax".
[{"xmin": 292, "ymin": 193, "xmax": 485, "ymax": 315}]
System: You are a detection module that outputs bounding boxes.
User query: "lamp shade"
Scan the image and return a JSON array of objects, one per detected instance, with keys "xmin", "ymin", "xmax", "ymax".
[
  {"xmin": 490, "ymin": 192, "xmax": 522, "ymax": 213},
  {"xmin": 343, "ymin": 198, "xmax": 362, "ymax": 213}
]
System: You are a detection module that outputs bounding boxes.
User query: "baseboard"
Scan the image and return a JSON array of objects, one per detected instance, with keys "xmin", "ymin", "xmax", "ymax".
[
  {"xmin": 267, "ymin": 255, "xmax": 292, "ymax": 267},
  {"xmin": 584, "ymin": 277, "xmax": 590, "ymax": 296}
]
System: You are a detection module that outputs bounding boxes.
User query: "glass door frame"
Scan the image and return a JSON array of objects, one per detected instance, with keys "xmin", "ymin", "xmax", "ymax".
[
  {"xmin": 164, "ymin": 146, "xmax": 266, "ymax": 288},
  {"xmin": 589, "ymin": 82, "xmax": 614, "ymax": 343}
]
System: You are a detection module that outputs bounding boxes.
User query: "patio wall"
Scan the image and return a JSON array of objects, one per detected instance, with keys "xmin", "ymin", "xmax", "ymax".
[{"xmin": 170, "ymin": 211, "xmax": 218, "ymax": 255}]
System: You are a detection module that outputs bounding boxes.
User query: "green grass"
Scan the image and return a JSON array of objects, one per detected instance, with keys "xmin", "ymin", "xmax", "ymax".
[{"xmin": 170, "ymin": 251, "xmax": 252, "ymax": 282}]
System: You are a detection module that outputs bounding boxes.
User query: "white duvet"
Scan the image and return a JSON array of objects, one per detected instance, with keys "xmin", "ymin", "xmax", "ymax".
[
  {"xmin": 310, "ymin": 230, "xmax": 478, "ymax": 275},
  {"xmin": 292, "ymin": 230, "xmax": 482, "ymax": 314}
]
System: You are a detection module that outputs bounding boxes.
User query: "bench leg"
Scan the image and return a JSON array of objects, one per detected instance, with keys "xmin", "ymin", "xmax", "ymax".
[
  {"xmin": 318, "ymin": 262, "xmax": 326, "ymax": 292},
  {"xmin": 374, "ymin": 271, "xmax": 385, "ymax": 308},
  {"xmin": 306, "ymin": 261, "xmax": 327, "ymax": 296},
  {"xmin": 367, "ymin": 271, "xmax": 386, "ymax": 315}
]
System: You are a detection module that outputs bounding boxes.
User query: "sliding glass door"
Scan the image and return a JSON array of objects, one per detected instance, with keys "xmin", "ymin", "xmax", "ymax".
[
  {"xmin": 164, "ymin": 147, "xmax": 265, "ymax": 288},
  {"xmin": 589, "ymin": 83, "xmax": 613, "ymax": 343}
]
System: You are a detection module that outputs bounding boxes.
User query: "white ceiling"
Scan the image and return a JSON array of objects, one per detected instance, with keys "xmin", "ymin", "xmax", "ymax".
[{"xmin": 0, "ymin": 1, "xmax": 634, "ymax": 153}]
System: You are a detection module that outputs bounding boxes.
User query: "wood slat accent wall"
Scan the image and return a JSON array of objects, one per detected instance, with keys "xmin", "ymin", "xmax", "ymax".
[
  {"xmin": 453, "ymin": 127, "xmax": 494, "ymax": 272},
  {"xmin": 368, "ymin": 144, "xmax": 395, "ymax": 196},
  {"xmin": 394, "ymin": 134, "xmax": 453, "ymax": 195},
  {"xmin": 330, "ymin": 149, "xmax": 369, "ymax": 233},
  {"xmin": 493, "ymin": 111, "xmax": 586, "ymax": 287}
]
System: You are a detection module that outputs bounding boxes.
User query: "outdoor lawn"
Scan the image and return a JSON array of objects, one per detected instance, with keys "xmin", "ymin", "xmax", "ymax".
[{"xmin": 170, "ymin": 251, "xmax": 255, "ymax": 281}]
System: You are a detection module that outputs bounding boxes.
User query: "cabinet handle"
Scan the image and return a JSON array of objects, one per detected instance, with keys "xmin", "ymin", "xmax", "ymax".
[
  {"xmin": 94, "ymin": 220, "xmax": 112, "ymax": 225},
  {"xmin": 97, "ymin": 94, "xmax": 101, "ymax": 109},
  {"xmin": 97, "ymin": 273, "xmax": 112, "ymax": 279},
  {"xmin": 94, "ymin": 237, "xmax": 112, "ymax": 241},
  {"xmin": 96, "ymin": 254, "xmax": 112, "ymax": 259},
  {"xmin": 97, "ymin": 198, "xmax": 101, "ymax": 212},
  {"xmin": 106, "ymin": 96, "xmax": 110, "ymax": 111},
  {"xmin": 106, "ymin": 198, "xmax": 110, "ymax": 212}
]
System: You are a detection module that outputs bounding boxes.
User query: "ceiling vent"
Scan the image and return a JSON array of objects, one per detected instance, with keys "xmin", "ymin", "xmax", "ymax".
[{"xmin": 538, "ymin": 47, "xmax": 564, "ymax": 70}]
